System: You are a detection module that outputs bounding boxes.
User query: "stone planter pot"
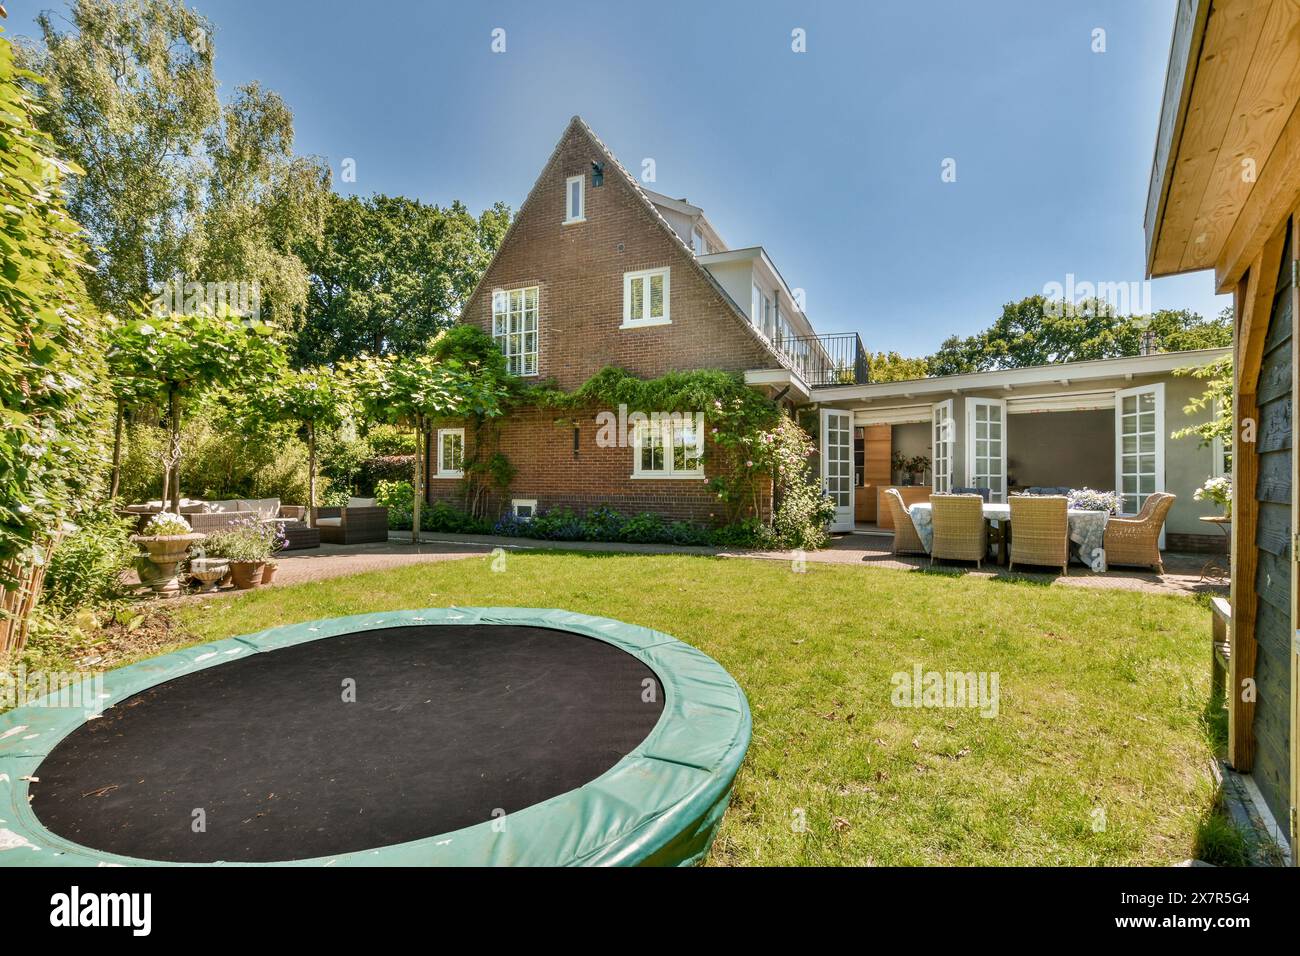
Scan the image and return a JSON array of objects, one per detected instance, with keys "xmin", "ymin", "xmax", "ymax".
[
  {"xmin": 131, "ymin": 532, "xmax": 206, "ymax": 594},
  {"xmin": 229, "ymin": 560, "xmax": 267, "ymax": 590},
  {"xmin": 188, "ymin": 557, "xmax": 230, "ymax": 593},
  {"xmin": 261, "ymin": 560, "xmax": 278, "ymax": 585}
]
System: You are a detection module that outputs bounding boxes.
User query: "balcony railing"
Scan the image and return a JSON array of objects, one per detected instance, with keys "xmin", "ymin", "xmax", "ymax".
[{"xmin": 777, "ymin": 332, "xmax": 869, "ymax": 387}]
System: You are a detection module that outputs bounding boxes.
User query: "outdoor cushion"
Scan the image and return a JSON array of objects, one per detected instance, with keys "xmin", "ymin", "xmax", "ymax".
[
  {"xmin": 315, "ymin": 517, "xmax": 342, "ymax": 527},
  {"xmin": 207, "ymin": 499, "xmax": 242, "ymax": 513},
  {"xmin": 347, "ymin": 497, "xmax": 377, "ymax": 508},
  {"xmin": 239, "ymin": 498, "xmax": 281, "ymax": 520}
]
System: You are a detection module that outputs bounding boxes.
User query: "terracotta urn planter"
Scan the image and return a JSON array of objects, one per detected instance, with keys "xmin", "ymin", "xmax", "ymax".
[
  {"xmin": 260, "ymin": 560, "xmax": 278, "ymax": 585},
  {"xmin": 131, "ymin": 532, "xmax": 206, "ymax": 594},
  {"xmin": 229, "ymin": 560, "xmax": 267, "ymax": 589}
]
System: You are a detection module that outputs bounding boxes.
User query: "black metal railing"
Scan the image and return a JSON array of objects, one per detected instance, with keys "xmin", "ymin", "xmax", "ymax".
[{"xmin": 778, "ymin": 332, "xmax": 868, "ymax": 387}]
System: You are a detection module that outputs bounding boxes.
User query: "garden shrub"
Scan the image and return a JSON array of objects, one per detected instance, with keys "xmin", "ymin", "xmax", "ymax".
[
  {"xmin": 365, "ymin": 423, "xmax": 416, "ymax": 456},
  {"xmin": 317, "ymin": 428, "xmax": 372, "ymax": 496},
  {"xmin": 374, "ymin": 480, "xmax": 414, "ymax": 528},
  {"xmin": 41, "ymin": 504, "xmax": 136, "ymax": 614},
  {"xmin": 358, "ymin": 454, "xmax": 415, "ymax": 494}
]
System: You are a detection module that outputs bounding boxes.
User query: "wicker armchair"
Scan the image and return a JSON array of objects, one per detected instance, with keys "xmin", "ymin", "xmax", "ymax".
[
  {"xmin": 929, "ymin": 494, "xmax": 988, "ymax": 568},
  {"xmin": 313, "ymin": 505, "xmax": 390, "ymax": 545},
  {"xmin": 1104, "ymin": 492, "xmax": 1176, "ymax": 574},
  {"xmin": 1008, "ymin": 495, "xmax": 1069, "ymax": 574},
  {"xmin": 884, "ymin": 488, "xmax": 926, "ymax": 556}
]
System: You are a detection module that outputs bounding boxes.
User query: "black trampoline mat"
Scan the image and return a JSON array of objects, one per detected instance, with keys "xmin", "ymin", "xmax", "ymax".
[{"xmin": 30, "ymin": 624, "xmax": 665, "ymax": 863}]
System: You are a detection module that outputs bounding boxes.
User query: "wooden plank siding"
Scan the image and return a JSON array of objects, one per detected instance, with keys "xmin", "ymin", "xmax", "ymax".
[{"xmin": 1252, "ymin": 225, "xmax": 1295, "ymax": 827}]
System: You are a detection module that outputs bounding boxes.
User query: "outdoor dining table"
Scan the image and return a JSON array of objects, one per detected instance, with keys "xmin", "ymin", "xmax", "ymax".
[{"xmin": 907, "ymin": 502, "xmax": 1110, "ymax": 572}]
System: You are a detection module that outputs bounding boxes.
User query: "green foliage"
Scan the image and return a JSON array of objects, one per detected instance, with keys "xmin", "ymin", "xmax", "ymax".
[
  {"xmin": 295, "ymin": 193, "xmax": 511, "ymax": 363},
  {"xmin": 867, "ymin": 351, "xmax": 928, "ymax": 383},
  {"xmin": 373, "ymin": 479, "xmax": 415, "ymax": 528},
  {"xmin": 21, "ymin": 0, "xmax": 329, "ymax": 323},
  {"xmin": 41, "ymin": 504, "xmax": 134, "ymax": 613},
  {"xmin": 364, "ymin": 423, "xmax": 416, "ymax": 456},
  {"xmin": 117, "ymin": 417, "xmax": 310, "ymax": 504},
  {"xmin": 240, "ymin": 365, "xmax": 351, "ymax": 435},
  {"xmin": 316, "ymin": 428, "xmax": 372, "ymax": 493},
  {"xmin": 358, "ymin": 456, "xmax": 415, "ymax": 494},
  {"xmin": 108, "ymin": 310, "xmax": 287, "ymax": 398},
  {"xmin": 201, "ymin": 517, "xmax": 284, "ymax": 562},
  {"xmin": 1173, "ymin": 355, "xmax": 1232, "ymax": 466},
  {"xmin": 533, "ymin": 367, "xmax": 830, "ymax": 547},
  {"xmin": 927, "ymin": 297, "xmax": 1232, "ymax": 375},
  {"xmin": 0, "ymin": 31, "xmax": 110, "ymax": 585},
  {"xmin": 346, "ymin": 348, "xmax": 509, "ymax": 426}
]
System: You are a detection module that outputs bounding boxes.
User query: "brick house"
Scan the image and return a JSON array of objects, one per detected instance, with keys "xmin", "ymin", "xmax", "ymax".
[
  {"xmin": 424, "ymin": 115, "xmax": 1223, "ymax": 548},
  {"xmin": 424, "ymin": 116, "xmax": 859, "ymax": 524}
]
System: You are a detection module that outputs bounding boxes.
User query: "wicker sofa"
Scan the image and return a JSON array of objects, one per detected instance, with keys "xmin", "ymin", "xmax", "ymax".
[
  {"xmin": 312, "ymin": 498, "xmax": 389, "ymax": 545},
  {"xmin": 121, "ymin": 498, "xmax": 320, "ymax": 550}
]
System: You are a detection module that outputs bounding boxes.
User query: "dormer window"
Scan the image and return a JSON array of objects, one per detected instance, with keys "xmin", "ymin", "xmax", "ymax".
[{"xmin": 564, "ymin": 175, "xmax": 584, "ymax": 224}]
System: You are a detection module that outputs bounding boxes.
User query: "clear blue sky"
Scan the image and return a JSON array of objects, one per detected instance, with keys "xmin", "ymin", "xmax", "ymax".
[{"xmin": 14, "ymin": 0, "xmax": 1230, "ymax": 356}]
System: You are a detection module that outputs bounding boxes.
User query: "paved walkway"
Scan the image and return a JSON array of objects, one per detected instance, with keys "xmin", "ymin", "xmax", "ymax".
[{"xmin": 171, "ymin": 528, "xmax": 1228, "ymax": 598}]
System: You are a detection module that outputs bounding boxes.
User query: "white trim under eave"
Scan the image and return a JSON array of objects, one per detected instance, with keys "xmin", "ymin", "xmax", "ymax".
[
  {"xmin": 811, "ymin": 347, "xmax": 1231, "ymax": 403},
  {"xmin": 744, "ymin": 367, "xmax": 810, "ymax": 403}
]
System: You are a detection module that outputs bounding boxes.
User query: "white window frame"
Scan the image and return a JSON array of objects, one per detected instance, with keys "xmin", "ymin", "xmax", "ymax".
[
  {"xmin": 564, "ymin": 175, "xmax": 585, "ymax": 224},
  {"xmin": 1114, "ymin": 383, "xmax": 1165, "ymax": 516},
  {"xmin": 491, "ymin": 286, "xmax": 539, "ymax": 377},
  {"xmin": 436, "ymin": 428, "xmax": 465, "ymax": 478},
  {"xmin": 630, "ymin": 417, "xmax": 704, "ymax": 479},
  {"xmin": 621, "ymin": 267, "xmax": 671, "ymax": 328},
  {"xmin": 964, "ymin": 397, "xmax": 1007, "ymax": 502},
  {"xmin": 931, "ymin": 399, "xmax": 955, "ymax": 494},
  {"xmin": 511, "ymin": 498, "xmax": 538, "ymax": 521},
  {"xmin": 820, "ymin": 408, "xmax": 855, "ymax": 532}
]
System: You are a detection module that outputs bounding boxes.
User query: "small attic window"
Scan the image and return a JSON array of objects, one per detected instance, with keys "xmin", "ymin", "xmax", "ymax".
[{"xmin": 564, "ymin": 175, "xmax": 584, "ymax": 224}]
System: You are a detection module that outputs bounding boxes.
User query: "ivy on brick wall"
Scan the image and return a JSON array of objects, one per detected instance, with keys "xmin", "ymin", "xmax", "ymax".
[{"xmin": 527, "ymin": 367, "xmax": 834, "ymax": 549}]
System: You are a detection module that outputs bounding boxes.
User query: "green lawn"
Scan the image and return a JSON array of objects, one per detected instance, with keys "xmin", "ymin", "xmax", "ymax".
[{"xmin": 167, "ymin": 551, "xmax": 1220, "ymax": 866}]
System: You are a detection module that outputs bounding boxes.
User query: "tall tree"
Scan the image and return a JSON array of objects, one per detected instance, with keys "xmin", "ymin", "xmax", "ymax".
[
  {"xmin": 20, "ymin": 0, "xmax": 329, "ymax": 322},
  {"xmin": 0, "ymin": 30, "xmax": 110, "ymax": 653},
  {"xmin": 296, "ymin": 193, "xmax": 510, "ymax": 364},
  {"xmin": 867, "ymin": 351, "xmax": 929, "ymax": 383},
  {"xmin": 927, "ymin": 296, "xmax": 1231, "ymax": 376}
]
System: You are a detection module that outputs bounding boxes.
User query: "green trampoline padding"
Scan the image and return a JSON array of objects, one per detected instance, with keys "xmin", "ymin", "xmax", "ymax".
[{"xmin": 0, "ymin": 607, "xmax": 751, "ymax": 867}]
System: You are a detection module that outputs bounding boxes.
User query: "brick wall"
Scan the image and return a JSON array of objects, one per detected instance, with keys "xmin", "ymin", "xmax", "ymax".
[
  {"xmin": 425, "ymin": 407, "xmax": 771, "ymax": 524},
  {"xmin": 459, "ymin": 119, "xmax": 780, "ymax": 392}
]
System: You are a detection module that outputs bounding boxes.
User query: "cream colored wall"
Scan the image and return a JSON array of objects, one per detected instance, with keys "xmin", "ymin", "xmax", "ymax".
[{"xmin": 1162, "ymin": 372, "xmax": 1224, "ymax": 536}]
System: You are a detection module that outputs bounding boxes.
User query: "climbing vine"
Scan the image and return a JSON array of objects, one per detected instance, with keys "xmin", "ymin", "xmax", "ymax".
[{"xmin": 529, "ymin": 367, "xmax": 833, "ymax": 548}]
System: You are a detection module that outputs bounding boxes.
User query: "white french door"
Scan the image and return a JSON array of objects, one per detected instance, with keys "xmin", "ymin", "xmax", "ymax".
[
  {"xmin": 1115, "ymin": 383, "xmax": 1164, "ymax": 516},
  {"xmin": 932, "ymin": 400, "xmax": 954, "ymax": 493},
  {"xmin": 965, "ymin": 398, "xmax": 1007, "ymax": 501},
  {"xmin": 821, "ymin": 408, "xmax": 854, "ymax": 532}
]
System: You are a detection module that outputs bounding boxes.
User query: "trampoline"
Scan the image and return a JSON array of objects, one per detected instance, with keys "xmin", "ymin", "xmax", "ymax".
[{"xmin": 0, "ymin": 608, "xmax": 750, "ymax": 866}]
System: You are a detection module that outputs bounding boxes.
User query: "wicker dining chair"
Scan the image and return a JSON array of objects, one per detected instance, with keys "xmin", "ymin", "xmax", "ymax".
[
  {"xmin": 929, "ymin": 494, "xmax": 988, "ymax": 569},
  {"xmin": 884, "ymin": 488, "xmax": 927, "ymax": 556},
  {"xmin": 1103, "ymin": 492, "xmax": 1176, "ymax": 574},
  {"xmin": 1008, "ymin": 494, "xmax": 1069, "ymax": 575}
]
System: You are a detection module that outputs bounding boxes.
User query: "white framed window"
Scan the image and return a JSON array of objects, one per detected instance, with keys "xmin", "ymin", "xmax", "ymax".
[
  {"xmin": 436, "ymin": 428, "xmax": 464, "ymax": 478},
  {"xmin": 622, "ymin": 268, "xmax": 670, "ymax": 328},
  {"xmin": 491, "ymin": 286, "xmax": 539, "ymax": 376},
  {"xmin": 692, "ymin": 227, "xmax": 709, "ymax": 256},
  {"xmin": 1114, "ymin": 383, "xmax": 1164, "ymax": 515},
  {"xmin": 631, "ymin": 417, "xmax": 703, "ymax": 478},
  {"xmin": 564, "ymin": 175, "xmax": 584, "ymax": 223},
  {"xmin": 931, "ymin": 399, "xmax": 954, "ymax": 494},
  {"xmin": 964, "ymin": 397, "xmax": 1006, "ymax": 502},
  {"xmin": 511, "ymin": 498, "xmax": 538, "ymax": 520}
]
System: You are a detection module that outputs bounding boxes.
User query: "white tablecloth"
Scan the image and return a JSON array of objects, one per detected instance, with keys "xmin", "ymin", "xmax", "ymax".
[{"xmin": 908, "ymin": 502, "xmax": 1108, "ymax": 571}]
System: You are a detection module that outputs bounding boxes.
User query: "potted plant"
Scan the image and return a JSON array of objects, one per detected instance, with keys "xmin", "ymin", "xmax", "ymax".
[
  {"xmin": 131, "ymin": 513, "xmax": 205, "ymax": 594},
  {"xmin": 1194, "ymin": 475, "xmax": 1232, "ymax": 519},
  {"xmin": 202, "ymin": 518, "xmax": 284, "ymax": 589},
  {"xmin": 892, "ymin": 451, "xmax": 911, "ymax": 486},
  {"xmin": 907, "ymin": 455, "xmax": 931, "ymax": 486}
]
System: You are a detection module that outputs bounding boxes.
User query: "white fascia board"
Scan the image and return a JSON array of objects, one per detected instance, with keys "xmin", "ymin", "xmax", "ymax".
[
  {"xmin": 812, "ymin": 348, "xmax": 1231, "ymax": 403},
  {"xmin": 745, "ymin": 367, "xmax": 811, "ymax": 402}
]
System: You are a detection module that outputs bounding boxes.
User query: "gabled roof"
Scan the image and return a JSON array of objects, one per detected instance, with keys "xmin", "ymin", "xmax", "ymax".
[{"xmin": 459, "ymin": 116, "xmax": 796, "ymax": 375}]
